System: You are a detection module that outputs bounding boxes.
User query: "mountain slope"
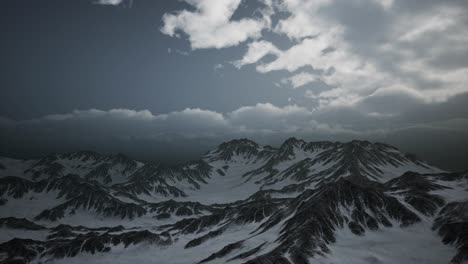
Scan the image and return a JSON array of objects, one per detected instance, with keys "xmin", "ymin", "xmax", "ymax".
[{"xmin": 0, "ymin": 138, "xmax": 466, "ymax": 264}]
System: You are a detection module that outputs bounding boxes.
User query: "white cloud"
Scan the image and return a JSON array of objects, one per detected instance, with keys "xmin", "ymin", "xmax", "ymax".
[
  {"xmin": 230, "ymin": 0, "xmax": 468, "ymax": 111},
  {"xmin": 160, "ymin": 0, "xmax": 271, "ymax": 49},
  {"xmin": 39, "ymin": 109, "xmax": 156, "ymax": 122},
  {"xmin": 284, "ymin": 72, "xmax": 317, "ymax": 88},
  {"xmin": 229, "ymin": 103, "xmax": 314, "ymax": 132},
  {"xmin": 95, "ymin": 0, "xmax": 124, "ymax": 5},
  {"xmin": 397, "ymin": 10, "xmax": 456, "ymax": 43},
  {"xmin": 3, "ymin": 95, "xmax": 468, "ymax": 158},
  {"xmin": 160, "ymin": 0, "xmax": 468, "ymax": 124},
  {"xmin": 232, "ymin": 40, "xmax": 281, "ymax": 68},
  {"xmin": 274, "ymin": 0, "xmax": 334, "ymax": 39},
  {"xmin": 252, "ymin": 35, "xmax": 387, "ymax": 108},
  {"xmin": 2, "ymin": 104, "xmax": 346, "ymax": 140},
  {"xmin": 159, "ymin": 0, "xmax": 468, "ymax": 115}
]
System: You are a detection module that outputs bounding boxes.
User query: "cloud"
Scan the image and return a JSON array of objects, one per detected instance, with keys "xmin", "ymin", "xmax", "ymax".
[
  {"xmin": 10, "ymin": 95, "xmax": 467, "ymax": 150},
  {"xmin": 283, "ymin": 72, "xmax": 317, "ymax": 89},
  {"xmin": 232, "ymin": 40, "xmax": 281, "ymax": 68},
  {"xmin": 158, "ymin": 0, "xmax": 465, "ymax": 116},
  {"xmin": 94, "ymin": 0, "xmax": 134, "ymax": 8},
  {"xmin": 0, "ymin": 104, "xmax": 363, "ymax": 154},
  {"xmin": 2, "ymin": 94, "xmax": 468, "ymax": 167},
  {"xmin": 160, "ymin": 0, "xmax": 271, "ymax": 49},
  {"xmin": 160, "ymin": 0, "xmax": 468, "ymax": 113},
  {"xmin": 0, "ymin": 104, "xmax": 328, "ymax": 138},
  {"xmin": 95, "ymin": 0, "xmax": 124, "ymax": 5},
  {"xmin": 229, "ymin": 103, "xmax": 315, "ymax": 132},
  {"xmin": 274, "ymin": 0, "xmax": 334, "ymax": 39},
  {"xmin": 7, "ymin": 0, "xmax": 468, "ymax": 169},
  {"xmin": 357, "ymin": 86, "xmax": 427, "ymax": 116},
  {"xmin": 90, "ymin": 0, "xmax": 468, "ymax": 140}
]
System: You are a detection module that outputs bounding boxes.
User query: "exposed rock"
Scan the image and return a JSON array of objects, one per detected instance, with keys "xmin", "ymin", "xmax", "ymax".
[
  {"xmin": 0, "ymin": 217, "xmax": 46, "ymax": 230},
  {"xmin": 433, "ymin": 201, "xmax": 468, "ymax": 263}
]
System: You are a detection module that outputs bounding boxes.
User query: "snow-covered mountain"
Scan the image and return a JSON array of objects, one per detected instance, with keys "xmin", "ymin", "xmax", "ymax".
[{"xmin": 0, "ymin": 138, "xmax": 467, "ymax": 264}]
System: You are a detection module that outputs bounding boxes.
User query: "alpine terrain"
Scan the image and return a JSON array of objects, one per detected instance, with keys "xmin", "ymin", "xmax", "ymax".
[{"xmin": 0, "ymin": 138, "xmax": 467, "ymax": 264}]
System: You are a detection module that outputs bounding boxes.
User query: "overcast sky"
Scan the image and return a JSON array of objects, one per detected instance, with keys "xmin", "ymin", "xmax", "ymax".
[{"xmin": 1, "ymin": 0, "xmax": 467, "ymax": 170}]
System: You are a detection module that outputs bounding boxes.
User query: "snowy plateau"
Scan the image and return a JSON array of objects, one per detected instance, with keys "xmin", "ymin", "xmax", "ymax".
[{"xmin": 0, "ymin": 138, "xmax": 467, "ymax": 264}]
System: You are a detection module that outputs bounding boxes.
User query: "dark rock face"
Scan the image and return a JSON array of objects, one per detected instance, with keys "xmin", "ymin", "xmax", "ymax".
[
  {"xmin": 25, "ymin": 151, "xmax": 139, "ymax": 183},
  {"xmin": 147, "ymin": 199, "xmax": 217, "ymax": 217},
  {"xmin": 114, "ymin": 160, "xmax": 212, "ymax": 199},
  {"xmin": 433, "ymin": 201, "xmax": 468, "ymax": 263},
  {"xmin": 161, "ymin": 172, "xmax": 456, "ymax": 263},
  {"xmin": 114, "ymin": 163, "xmax": 188, "ymax": 198},
  {"xmin": 198, "ymin": 240, "xmax": 244, "ymax": 263},
  {"xmin": 0, "ymin": 238, "xmax": 47, "ymax": 264},
  {"xmin": 244, "ymin": 140, "xmax": 428, "ymax": 189},
  {"xmin": 36, "ymin": 175, "xmax": 146, "ymax": 221},
  {"xmin": 0, "ymin": 176, "xmax": 46, "ymax": 198},
  {"xmin": 185, "ymin": 228, "xmax": 225, "ymax": 249},
  {"xmin": 0, "ymin": 230, "xmax": 170, "ymax": 263},
  {"xmin": 84, "ymin": 163, "xmax": 113, "ymax": 184},
  {"xmin": 262, "ymin": 176, "xmax": 420, "ymax": 262},
  {"xmin": 385, "ymin": 171, "xmax": 448, "ymax": 216},
  {"xmin": 166, "ymin": 197, "xmax": 284, "ymax": 241},
  {"xmin": 27, "ymin": 161, "xmax": 65, "ymax": 180},
  {"xmin": 0, "ymin": 217, "xmax": 46, "ymax": 230},
  {"xmin": 34, "ymin": 190, "xmax": 146, "ymax": 221},
  {"xmin": 228, "ymin": 243, "xmax": 267, "ymax": 262},
  {"xmin": 155, "ymin": 212, "xmax": 171, "ymax": 220},
  {"xmin": 0, "ymin": 175, "xmax": 146, "ymax": 221},
  {"xmin": 47, "ymin": 224, "xmax": 125, "ymax": 239},
  {"xmin": 205, "ymin": 138, "xmax": 263, "ymax": 162}
]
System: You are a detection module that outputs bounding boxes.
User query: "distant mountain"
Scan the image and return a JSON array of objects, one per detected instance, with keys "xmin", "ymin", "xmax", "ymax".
[{"xmin": 0, "ymin": 138, "xmax": 467, "ymax": 264}]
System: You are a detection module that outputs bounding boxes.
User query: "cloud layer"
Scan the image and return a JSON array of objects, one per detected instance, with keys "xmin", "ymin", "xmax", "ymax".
[
  {"xmin": 2, "ymin": 95, "xmax": 468, "ymax": 169},
  {"xmin": 2, "ymin": 92, "xmax": 468, "ymax": 148},
  {"xmin": 160, "ymin": 0, "xmax": 271, "ymax": 49},
  {"xmin": 161, "ymin": 0, "xmax": 468, "ymax": 118}
]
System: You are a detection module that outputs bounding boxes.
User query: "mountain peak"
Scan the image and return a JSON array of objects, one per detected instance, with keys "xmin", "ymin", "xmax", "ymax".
[
  {"xmin": 206, "ymin": 138, "xmax": 261, "ymax": 161},
  {"xmin": 282, "ymin": 137, "xmax": 306, "ymax": 146},
  {"xmin": 222, "ymin": 138, "xmax": 259, "ymax": 147}
]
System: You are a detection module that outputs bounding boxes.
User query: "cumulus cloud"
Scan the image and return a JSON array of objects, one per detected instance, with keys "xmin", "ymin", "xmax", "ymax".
[
  {"xmin": 158, "ymin": 0, "xmax": 468, "ymax": 103},
  {"xmin": 229, "ymin": 103, "xmax": 314, "ymax": 132},
  {"xmin": 95, "ymin": 0, "xmax": 468, "ymax": 137},
  {"xmin": 283, "ymin": 72, "xmax": 317, "ymax": 89},
  {"xmin": 160, "ymin": 0, "xmax": 271, "ymax": 49},
  {"xmin": 232, "ymin": 40, "xmax": 281, "ymax": 68},
  {"xmin": 158, "ymin": 0, "xmax": 468, "ymax": 116},
  {"xmin": 274, "ymin": 0, "xmax": 334, "ymax": 39}
]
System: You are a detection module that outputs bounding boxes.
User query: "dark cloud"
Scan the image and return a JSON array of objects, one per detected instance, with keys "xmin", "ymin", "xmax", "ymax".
[{"xmin": 1, "ymin": 93, "xmax": 467, "ymax": 170}]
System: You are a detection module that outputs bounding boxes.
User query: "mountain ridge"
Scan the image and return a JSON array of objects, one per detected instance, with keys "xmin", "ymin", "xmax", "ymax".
[{"xmin": 0, "ymin": 138, "xmax": 467, "ymax": 264}]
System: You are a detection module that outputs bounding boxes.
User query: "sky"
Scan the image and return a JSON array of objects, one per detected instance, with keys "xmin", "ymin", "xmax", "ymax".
[{"xmin": 0, "ymin": 0, "xmax": 467, "ymax": 171}]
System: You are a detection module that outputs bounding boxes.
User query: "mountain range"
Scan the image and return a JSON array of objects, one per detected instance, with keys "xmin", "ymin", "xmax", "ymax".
[{"xmin": 0, "ymin": 138, "xmax": 467, "ymax": 264}]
